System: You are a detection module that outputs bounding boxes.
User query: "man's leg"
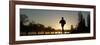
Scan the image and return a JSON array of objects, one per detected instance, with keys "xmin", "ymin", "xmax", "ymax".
[{"xmin": 62, "ymin": 26, "xmax": 64, "ymax": 34}]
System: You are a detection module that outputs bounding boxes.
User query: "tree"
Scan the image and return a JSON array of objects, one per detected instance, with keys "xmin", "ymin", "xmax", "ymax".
[
  {"xmin": 78, "ymin": 12, "xmax": 83, "ymax": 22},
  {"xmin": 20, "ymin": 14, "xmax": 30, "ymax": 35},
  {"xmin": 71, "ymin": 11, "xmax": 87, "ymax": 33},
  {"xmin": 20, "ymin": 14, "xmax": 29, "ymax": 23},
  {"xmin": 87, "ymin": 14, "xmax": 90, "ymax": 32}
]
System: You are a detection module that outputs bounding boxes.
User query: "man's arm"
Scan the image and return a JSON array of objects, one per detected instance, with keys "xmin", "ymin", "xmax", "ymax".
[{"xmin": 59, "ymin": 20, "xmax": 61, "ymax": 23}]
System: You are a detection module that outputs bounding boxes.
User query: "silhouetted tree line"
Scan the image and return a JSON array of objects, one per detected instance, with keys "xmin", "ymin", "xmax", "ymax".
[
  {"xmin": 70, "ymin": 12, "xmax": 90, "ymax": 33},
  {"xmin": 20, "ymin": 14, "xmax": 55, "ymax": 35}
]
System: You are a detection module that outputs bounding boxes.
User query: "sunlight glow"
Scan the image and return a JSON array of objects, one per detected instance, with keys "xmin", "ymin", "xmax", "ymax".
[{"xmin": 54, "ymin": 24, "xmax": 71, "ymax": 30}]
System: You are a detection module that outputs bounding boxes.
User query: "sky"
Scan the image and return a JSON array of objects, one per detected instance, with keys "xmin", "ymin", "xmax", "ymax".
[{"xmin": 20, "ymin": 8, "xmax": 90, "ymax": 30}]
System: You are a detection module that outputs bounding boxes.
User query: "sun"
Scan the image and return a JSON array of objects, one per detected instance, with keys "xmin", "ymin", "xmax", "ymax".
[
  {"xmin": 54, "ymin": 24, "xmax": 70, "ymax": 30},
  {"xmin": 57, "ymin": 24, "xmax": 71, "ymax": 30},
  {"xmin": 51, "ymin": 22, "xmax": 71, "ymax": 30}
]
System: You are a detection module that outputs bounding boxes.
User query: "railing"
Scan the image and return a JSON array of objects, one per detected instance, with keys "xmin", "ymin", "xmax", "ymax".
[{"xmin": 20, "ymin": 31, "xmax": 70, "ymax": 36}]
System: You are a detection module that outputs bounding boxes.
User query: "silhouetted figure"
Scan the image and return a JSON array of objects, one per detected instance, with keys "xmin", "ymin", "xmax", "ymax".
[{"xmin": 59, "ymin": 17, "xmax": 66, "ymax": 34}]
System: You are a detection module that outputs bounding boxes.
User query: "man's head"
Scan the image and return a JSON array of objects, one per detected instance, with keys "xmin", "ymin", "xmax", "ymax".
[{"xmin": 62, "ymin": 17, "xmax": 64, "ymax": 20}]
